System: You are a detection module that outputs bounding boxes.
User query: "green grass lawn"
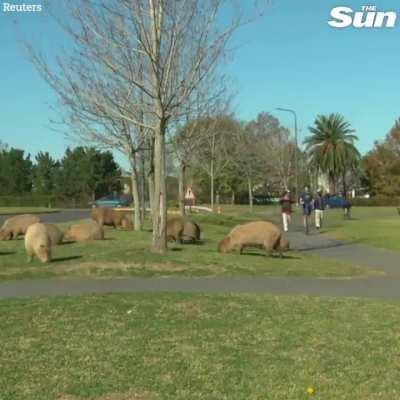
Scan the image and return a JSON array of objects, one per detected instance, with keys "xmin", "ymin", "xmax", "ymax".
[
  {"xmin": 320, "ymin": 206, "xmax": 400, "ymax": 251},
  {"xmin": 0, "ymin": 212, "xmax": 372, "ymax": 280},
  {"xmin": 2, "ymin": 293, "xmax": 400, "ymax": 399},
  {"xmin": 0, "ymin": 207, "xmax": 59, "ymax": 215}
]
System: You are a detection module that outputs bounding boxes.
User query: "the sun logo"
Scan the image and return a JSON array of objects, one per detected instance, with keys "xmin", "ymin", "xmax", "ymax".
[{"xmin": 328, "ymin": 5, "xmax": 397, "ymax": 28}]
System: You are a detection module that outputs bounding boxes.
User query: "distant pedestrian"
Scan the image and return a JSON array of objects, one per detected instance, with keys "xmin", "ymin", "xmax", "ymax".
[
  {"xmin": 343, "ymin": 198, "xmax": 352, "ymax": 219},
  {"xmin": 314, "ymin": 191, "xmax": 325, "ymax": 230},
  {"xmin": 300, "ymin": 186, "xmax": 313, "ymax": 234},
  {"xmin": 280, "ymin": 190, "xmax": 293, "ymax": 232}
]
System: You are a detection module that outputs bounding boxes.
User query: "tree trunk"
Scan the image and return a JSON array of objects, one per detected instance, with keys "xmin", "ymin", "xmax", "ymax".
[
  {"xmin": 128, "ymin": 153, "xmax": 142, "ymax": 232},
  {"xmin": 231, "ymin": 190, "xmax": 235, "ymax": 205},
  {"xmin": 342, "ymin": 171, "xmax": 347, "ymax": 199},
  {"xmin": 210, "ymin": 158, "xmax": 214, "ymax": 211},
  {"xmin": 152, "ymin": 120, "xmax": 167, "ymax": 253},
  {"xmin": 178, "ymin": 161, "xmax": 186, "ymax": 217},
  {"xmin": 148, "ymin": 136, "xmax": 155, "ymax": 218},
  {"xmin": 140, "ymin": 148, "xmax": 146, "ymax": 225},
  {"xmin": 329, "ymin": 173, "xmax": 336, "ymax": 194},
  {"xmin": 248, "ymin": 177, "xmax": 253, "ymax": 213},
  {"xmin": 148, "ymin": 172, "xmax": 154, "ymax": 217},
  {"xmin": 210, "ymin": 133, "xmax": 215, "ymax": 211}
]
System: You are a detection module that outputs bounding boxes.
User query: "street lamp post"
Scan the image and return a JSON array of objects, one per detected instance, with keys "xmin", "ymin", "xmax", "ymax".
[{"xmin": 276, "ymin": 107, "xmax": 299, "ymax": 202}]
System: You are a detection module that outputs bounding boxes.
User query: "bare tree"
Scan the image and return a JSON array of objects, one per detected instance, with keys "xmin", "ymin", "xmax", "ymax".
[
  {"xmin": 26, "ymin": 0, "xmax": 266, "ymax": 252},
  {"xmin": 246, "ymin": 112, "xmax": 296, "ymax": 193}
]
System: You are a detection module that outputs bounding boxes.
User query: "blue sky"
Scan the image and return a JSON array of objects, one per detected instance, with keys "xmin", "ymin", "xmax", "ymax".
[{"xmin": 1, "ymin": 0, "xmax": 400, "ymax": 167}]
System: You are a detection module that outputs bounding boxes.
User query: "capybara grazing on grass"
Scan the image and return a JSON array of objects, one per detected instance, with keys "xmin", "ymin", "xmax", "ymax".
[
  {"xmin": 43, "ymin": 223, "xmax": 64, "ymax": 246},
  {"xmin": 64, "ymin": 220, "xmax": 104, "ymax": 241},
  {"xmin": 166, "ymin": 217, "xmax": 185, "ymax": 243},
  {"xmin": 120, "ymin": 215, "xmax": 134, "ymax": 230},
  {"xmin": 218, "ymin": 221, "xmax": 289, "ymax": 257},
  {"xmin": 25, "ymin": 223, "xmax": 52, "ymax": 263},
  {"xmin": 0, "ymin": 214, "xmax": 40, "ymax": 240},
  {"xmin": 91, "ymin": 207, "xmax": 131, "ymax": 229},
  {"xmin": 182, "ymin": 220, "xmax": 201, "ymax": 243}
]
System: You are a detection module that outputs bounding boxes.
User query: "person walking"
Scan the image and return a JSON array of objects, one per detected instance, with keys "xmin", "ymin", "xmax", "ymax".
[
  {"xmin": 280, "ymin": 190, "xmax": 293, "ymax": 232},
  {"xmin": 300, "ymin": 186, "xmax": 313, "ymax": 234},
  {"xmin": 314, "ymin": 190, "xmax": 325, "ymax": 230}
]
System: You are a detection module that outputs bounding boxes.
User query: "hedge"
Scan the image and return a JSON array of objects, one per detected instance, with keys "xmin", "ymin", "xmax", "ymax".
[
  {"xmin": 351, "ymin": 196, "xmax": 400, "ymax": 207},
  {"xmin": 0, "ymin": 195, "xmax": 91, "ymax": 208}
]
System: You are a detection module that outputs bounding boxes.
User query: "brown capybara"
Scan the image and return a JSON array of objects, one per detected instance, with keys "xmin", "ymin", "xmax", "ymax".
[
  {"xmin": 120, "ymin": 215, "xmax": 134, "ymax": 230},
  {"xmin": 218, "ymin": 221, "xmax": 289, "ymax": 257},
  {"xmin": 43, "ymin": 223, "xmax": 64, "ymax": 246},
  {"xmin": 166, "ymin": 217, "xmax": 185, "ymax": 243},
  {"xmin": 182, "ymin": 220, "xmax": 201, "ymax": 243},
  {"xmin": 64, "ymin": 220, "xmax": 104, "ymax": 241},
  {"xmin": 0, "ymin": 214, "xmax": 41, "ymax": 240},
  {"xmin": 91, "ymin": 207, "xmax": 131, "ymax": 229},
  {"xmin": 25, "ymin": 223, "xmax": 52, "ymax": 263}
]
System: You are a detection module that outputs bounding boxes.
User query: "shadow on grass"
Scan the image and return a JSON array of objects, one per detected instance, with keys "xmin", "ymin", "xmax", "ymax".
[
  {"xmin": 0, "ymin": 252, "xmax": 15, "ymax": 256},
  {"xmin": 169, "ymin": 247, "xmax": 183, "ymax": 252},
  {"xmin": 52, "ymin": 255, "xmax": 83, "ymax": 263},
  {"xmin": 240, "ymin": 252, "xmax": 301, "ymax": 260},
  {"xmin": 181, "ymin": 240, "xmax": 206, "ymax": 246}
]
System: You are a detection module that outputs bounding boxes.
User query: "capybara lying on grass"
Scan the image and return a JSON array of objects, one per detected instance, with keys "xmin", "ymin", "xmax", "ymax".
[
  {"xmin": 182, "ymin": 220, "xmax": 201, "ymax": 243},
  {"xmin": 64, "ymin": 220, "xmax": 104, "ymax": 241},
  {"xmin": 91, "ymin": 207, "xmax": 132, "ymax": 229},
  {"xmin": 0, "ymin": 214, "xmax": 40, "ymax": 240},
  {"xmin": 43, "ymin": 223, "xmax": 64, "ymax": 246},
  {"xmin": 25, "ymin": 223, "xmax": 51, "ymax": 263},
  {"xmin": 218, "ymin": 221, "xmax": 289, "ymax": 257},
  {"xmin": 166, "ymin": 217, "xmax": 185, "ymax": 243}
]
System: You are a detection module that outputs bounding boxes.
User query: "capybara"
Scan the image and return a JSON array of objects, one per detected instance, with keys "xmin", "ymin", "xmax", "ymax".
[
  {"xmin": 25, "ymin": 223, "xmax": 52, "ymax": 263},
  {"xmin": 0, "ymin": 214, "xmax": 41, "ymax": 240},
  {"xmin": 218, "ymin": 221, "xmax": 289, "ymax": 257},
  {"xmin": 91, "ymin": 207, "xmax": 131, "ymax": 229},
  {"xmin": 43, "ymin": 223, "xmax": 64, "ymax": 246},
  {"xmin": 64, "ymin": 220, "xmax": 104, "ymax": 241},
  {"xmin": 120, "ymin": 215, "xmax": 134, "ymax": 230},
  {"xmin": 166, "ymin": 217, "xmax": 185, "ymax": 243},
  {"xmin": 182, "ymin": 220, "xmax": 201, "ymax": 243}
]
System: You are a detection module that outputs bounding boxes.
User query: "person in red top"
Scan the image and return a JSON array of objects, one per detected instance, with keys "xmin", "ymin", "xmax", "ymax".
[{"xmin": 280, "ymin": 190, "xmax": 293, "ymax": 232}]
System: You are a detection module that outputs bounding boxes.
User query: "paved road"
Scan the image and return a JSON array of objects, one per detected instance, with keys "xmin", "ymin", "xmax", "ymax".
[
  {"xmin": 0, "ymin": 209, "xmax": 90, "ymax": 226},
  {"xmin": 1, "ymin": 275, "xmax": 400, "ymax": 300}
]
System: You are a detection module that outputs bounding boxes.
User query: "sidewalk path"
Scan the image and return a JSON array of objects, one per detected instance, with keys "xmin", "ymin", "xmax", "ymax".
[{"xmin": 1, "ymin": 275, "xmax": 400, "ymax": 300}]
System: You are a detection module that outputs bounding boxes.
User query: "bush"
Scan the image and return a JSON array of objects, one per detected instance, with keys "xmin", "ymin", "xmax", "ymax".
[{"xmin": 351, "ymin": 195, "xmax": 400, "ymax": 207}]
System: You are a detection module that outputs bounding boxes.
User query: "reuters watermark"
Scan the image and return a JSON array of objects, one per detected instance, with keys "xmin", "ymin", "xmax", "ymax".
[{"xmin": 2, "ymin": 2, "xmax": 42, "ymax": 12}]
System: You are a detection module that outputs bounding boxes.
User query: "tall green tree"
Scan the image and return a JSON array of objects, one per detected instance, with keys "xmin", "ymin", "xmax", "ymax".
[
  {"xmin": 0, "ymin": 148, "xmax": 32, "ymax": 195},
  {"xmin": 55, "ymin": 147, "xmax": 121, "ymax": 203},
  {"xmin": 363, "ymin": 119, "xmax": 400, "ymax": 196},
  {"xmin": 305, "ymin": 113, "xmax": 360, "ymax": 195},
  {"xmin": 32, "ymin": 152, "xmax": 59, "ymax": 194}
]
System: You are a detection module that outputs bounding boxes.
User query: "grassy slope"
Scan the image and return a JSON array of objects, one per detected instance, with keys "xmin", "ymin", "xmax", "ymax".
[
  {"xmin": 1, "ymin": 293, "xmax": 400, "ymax": 400},
  {"xmin": 0, "ymin": 211, "xmax": 371, "ymax": 280}
]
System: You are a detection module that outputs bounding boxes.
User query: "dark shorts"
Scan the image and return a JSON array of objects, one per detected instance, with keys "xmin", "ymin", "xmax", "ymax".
[{"xmin": 303, "ymin": 205, "xmax": 312, "ymax": 216}]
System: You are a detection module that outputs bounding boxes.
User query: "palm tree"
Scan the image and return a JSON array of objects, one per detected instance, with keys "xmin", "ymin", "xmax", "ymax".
[{"xmin": 305, "ymin": 113, "xmax": 360, "ymax": 195}]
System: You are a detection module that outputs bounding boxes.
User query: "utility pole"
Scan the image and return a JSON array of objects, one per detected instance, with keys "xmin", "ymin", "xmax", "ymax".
[{"xmin": 276, "ymin": 107, "xmax": 299, "ymax": 202}]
